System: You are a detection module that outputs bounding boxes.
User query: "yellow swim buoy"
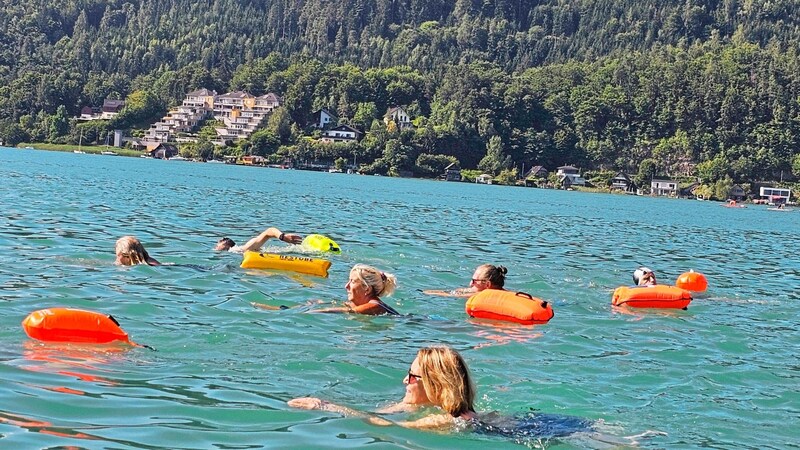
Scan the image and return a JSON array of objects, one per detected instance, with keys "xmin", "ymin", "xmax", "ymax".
[
  {"xmin": 302, "ymin": 234, "xmax": 341, "ymax": 252},
  {"xmin": 241, "ymin": 251, "xmax": 331, "ymax": 277}
]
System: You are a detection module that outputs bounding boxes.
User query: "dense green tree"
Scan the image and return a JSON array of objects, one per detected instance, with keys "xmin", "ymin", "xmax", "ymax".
[{"xmin": 249, "ymin": 130, "xmax": 281, "ymax": 157}]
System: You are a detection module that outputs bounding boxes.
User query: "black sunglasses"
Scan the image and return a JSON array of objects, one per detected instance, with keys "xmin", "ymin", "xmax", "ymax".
[{"xmin": 407, "ymin": 369, "xmax": 422, "ymax": 383}]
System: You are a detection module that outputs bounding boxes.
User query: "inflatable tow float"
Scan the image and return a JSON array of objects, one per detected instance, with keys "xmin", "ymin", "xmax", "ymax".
[
  {"xmin": 466, "ymin": 289, "xmax": 554, "ymax": 325},
  {"xmin": 612, "ymin": 285, "xmax": 692, "ymax": 309},
  {"xmin": 302, "ymin": 234, "xmax": 341, "ymax": 253},
  {"xmin": 675, "ymin": 270, "xmax": 708, "ymax": 292},
  {"xmin": 22, "ymin": 308, "xmax": 134, "ymax": 345},
  {"xmin": 241, "ymin": 251, "xmax": 331, "ymax": 277}
]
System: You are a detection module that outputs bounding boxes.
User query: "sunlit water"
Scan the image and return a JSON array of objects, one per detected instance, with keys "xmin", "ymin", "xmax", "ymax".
[{"xmin": 0, "ymin": 147, "xmax": 798, "ymax": 449}]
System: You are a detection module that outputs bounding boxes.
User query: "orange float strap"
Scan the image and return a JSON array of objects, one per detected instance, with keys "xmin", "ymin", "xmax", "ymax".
[
  {"xmin": 466, "ymin": 289, "xmax": 554, "ymax": 325},
  {"xmin": 22, "ymin": 308, "xmax": 132, "ymax": 344},
  {"xmin": 612, "ymin": 285, "xmax": 692, "ymax": 309},
  {"xmin": 675, "ymin": 270, "xmax": 708, "ymax": 292}
]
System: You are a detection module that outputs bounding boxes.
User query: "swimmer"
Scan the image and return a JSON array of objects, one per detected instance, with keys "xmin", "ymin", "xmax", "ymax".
[
  {"xmin": 633, "ymin": 267, "xmax": 657, "ymax": 286},
  {"xmin": 115, "ymin": 236, "xmax": 160, "ymax": 266},
  {"xmin": 289, "ymin": 346, "xmax": 475, "ymax": 428},
  {"xmin": 424, "ymin": 264, "xmax": 508, "ymax": 298},
  {"xmin": 214, "ymin": 227, "xmax": 302, "ymax": 253},
  {"xmin": 254, "ymin": 264, "xmax": 399, "ymax": 315},
  {"xmin": 288, "ymin": 346, "xmax": 648, "ymax": 445}
]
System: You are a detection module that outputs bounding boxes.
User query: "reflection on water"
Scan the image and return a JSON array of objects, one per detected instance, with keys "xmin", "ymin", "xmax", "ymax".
[{"xmin": 1, "ymin": 148, "xmax": 799, "ymax": 448}]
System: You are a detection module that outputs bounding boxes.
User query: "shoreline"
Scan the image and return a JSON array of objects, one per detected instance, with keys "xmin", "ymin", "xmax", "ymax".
[{"xmin": 7, "ymin": 145, "xmax": 794, "ymax": 205}]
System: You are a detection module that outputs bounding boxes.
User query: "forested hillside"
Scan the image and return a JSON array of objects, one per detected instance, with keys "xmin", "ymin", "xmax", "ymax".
[{"xmin": 1, "ymin": 0, "xmax": 799, "ymax": 194}]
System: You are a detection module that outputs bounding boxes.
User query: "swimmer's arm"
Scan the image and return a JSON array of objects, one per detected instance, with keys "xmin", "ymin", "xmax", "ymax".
[
  {"xmin": 288, "ymin": 397, "xmax": 366, "ymax": 417},
  {"xmin": 238, "ymin": 227, "xmax": 302, "ymax": 253},
  {"xmin": 311, "ymin": 301, "xmax": 381, "ymax": 315},
  {"xmin": 376, "ymin": 402, "xmax": 417, "ymax": 414},
  {"xmin": 422, "ymin": 288, "xmax": 475, "ymax": 298},
  {"xmin": 369, "ymin": 413, "xmax": 453, "ymax": 430}
]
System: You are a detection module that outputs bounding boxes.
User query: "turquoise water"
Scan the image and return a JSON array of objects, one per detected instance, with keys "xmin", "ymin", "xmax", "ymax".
[{"xmin": 1, "ymin": 147, "xmax": 798, "ymax": 449}]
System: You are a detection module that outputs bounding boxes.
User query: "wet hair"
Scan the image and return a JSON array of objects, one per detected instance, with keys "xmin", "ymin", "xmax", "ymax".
[
  {"xmin": 217, "ymin": 237, "xmax": 236, "ymax": 249},
  {"xmin": 115, "ymin": 236, "xmax": 152, "ymax": 266},
  {"xmin": 475, "ymin": 264, "xmax": 508, "ymax": 288},
  {"xmin": 350, "ymin": 264, "xmax": 397, "ymax": 298},
  {"xmin": 417, "ymin": 346, "xmax": 475, "ymax": 417}
]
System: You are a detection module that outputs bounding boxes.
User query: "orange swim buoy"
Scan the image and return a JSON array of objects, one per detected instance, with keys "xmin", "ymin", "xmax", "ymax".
[
  {"xmin": 612, "ymin": 285, "xmax": 692, "ymax": 309},
  {"xmin": 466, "ymin": 289, "xmax": 554, "ymax": 325},
  {"xmin": 22, "ymin": 308, "xmax": 132, "ymax": 344},
  {"xmin": 675, "ymin": 270, "xmax": 708, "ymax": 292}
]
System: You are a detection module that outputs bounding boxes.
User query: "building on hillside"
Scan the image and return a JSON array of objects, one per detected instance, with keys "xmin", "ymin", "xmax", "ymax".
[
  {"xmin": 728, "ymin": 184, "xmax": 746, "ymax": 201},
  {"xmin": 319, "ymin": 125, "xmax": 362, "ymax": 143},
  {"xmin": 476, "ymin": 174, "xmax": 494, "ymax": 184},
  {"xmin": 759, "ymin": 186, "xmax": 791, "ymax": 205},
  {"xmin": 143, "ymin": 89, "xmax": 281, "ymax": 145},
  {"xmin": 611, "ymin": 171, "xmax": 636, "ymax": 193},
  {"xmin": 79, "ymin": 106, "xmax": 101, "ymax": 120},
  {"xmin": 101, "ymin": 99, "xmax": 125, "ymax": 119},
  {"xmin": 443, "ymin": 162, "xmax": 461, "ymax": 181},
  {"xmin": 525, "ymin": 165, "xmax": 548, "ymax": 179},
  {"xmin": 77, "ymin": 98, "xmax": 125, "ymax": 121},
  {"xmin": 146, "ymin": 143, "xmax": 179, "ymax": 159},
  {"xmin": 556, "ymin": 165, "xmax": 586, "ymax": 186},
  {"xmin": 680, "ymin": 182, "xmax": 701, "ymax": 199},
  {"xmin": 384, "ymin": 106, "xmax": 413, "ymax": 130},
  {"xmin": 183, "ymin": 89, "xmax": 217, "ymax": 108},
  {"xmin": 651, "ymin": 179, "xmax": 679, "ymax": 197},
  {"xmin": 311, "ymin": 108, "xmax": 338, "ymax": 129}
]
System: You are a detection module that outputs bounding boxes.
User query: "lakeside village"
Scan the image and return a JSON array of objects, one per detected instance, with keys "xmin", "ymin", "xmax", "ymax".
[{"xmin": 22, "ymin": 88, "xmax": 794, "ymax": 208}]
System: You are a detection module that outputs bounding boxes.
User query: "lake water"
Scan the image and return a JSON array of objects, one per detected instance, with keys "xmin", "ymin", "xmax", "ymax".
[{"xmin": 0, "ymin": 147, "xmax": 798, "ymax": 449}]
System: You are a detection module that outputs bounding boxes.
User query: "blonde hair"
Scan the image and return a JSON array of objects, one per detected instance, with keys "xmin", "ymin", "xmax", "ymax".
[
  {"xmin": 350, "ymin": 264, "xmax": 397, "ymax": 297},
  {"xmin": 475, "ymin": 264, "xmax": 508, "ymax": 288},
  {"xmin": 115, "ymin": 236, "xmax": 151, "ymax": 265},
  {"xmin": 417, "ymin": 346, "xmax": 475, "ymax": 417}
]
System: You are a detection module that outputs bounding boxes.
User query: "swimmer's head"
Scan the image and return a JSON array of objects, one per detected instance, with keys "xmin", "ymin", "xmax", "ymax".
[
  {"xmin": 215, "ymin": 237, "xmax": 236, "ymax": 251},
  {"xmin": 633, "ymin": 267, "xmax": 656, "ymax": 285}
]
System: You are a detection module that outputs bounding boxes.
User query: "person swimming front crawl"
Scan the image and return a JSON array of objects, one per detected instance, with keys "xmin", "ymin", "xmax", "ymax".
[{"xmin": 214, "ymin": 227, "xmax": 302, "ymax": 253}]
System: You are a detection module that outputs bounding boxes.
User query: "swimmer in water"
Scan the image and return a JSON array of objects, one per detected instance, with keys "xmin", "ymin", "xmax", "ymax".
[
  {"xmin": 254, "ymin": 264, "xmax": 399, "ymax": 315},
  {"xmin": 214, "ymin": 227, "xmax": 302, "ymax": 253},
  {"xmin": 423, "ymin": 264, "xmax": 508, "ymax": 298}
]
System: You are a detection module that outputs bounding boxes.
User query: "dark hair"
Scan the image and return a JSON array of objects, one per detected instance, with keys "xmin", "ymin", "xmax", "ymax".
[
  {"xmin": 218, "ymin": 237, "xmax": 236, "ymax": 248},
  {"xmin": 477, "ymin": 264, "xmax": 508, "ymax": 288}
]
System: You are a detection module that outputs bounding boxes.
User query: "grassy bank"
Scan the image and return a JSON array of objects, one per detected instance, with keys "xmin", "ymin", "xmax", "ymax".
[{"xmin": 17, "ymin": 143, "xmax": 144, "ymax": 157}]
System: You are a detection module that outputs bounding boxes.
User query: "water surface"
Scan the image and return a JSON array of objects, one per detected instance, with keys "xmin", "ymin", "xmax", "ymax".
[{"xmin": 1, "ymin": 148, "xmax": 798, "ymax": 449}]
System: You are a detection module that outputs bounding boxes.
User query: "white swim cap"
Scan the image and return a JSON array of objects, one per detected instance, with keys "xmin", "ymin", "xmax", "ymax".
[{"xmin": 633, "ymin": 267, "xmax": 654, "ymax": 284}]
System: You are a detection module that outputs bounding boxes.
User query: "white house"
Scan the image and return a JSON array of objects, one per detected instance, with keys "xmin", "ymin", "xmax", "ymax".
[
  {"xmin": 759, "ymin": 186, "xmax": 791, "ymax": 204},
  {"xmin": 312, "ymin": 108, "xmax": 338, "ymax": 129},
  {"xmin": 384, "ymin": 106, "xmax": 413, "ymax": 129},
  {"xmin": 320, "ymin": 125, "xmax": 362, "ymax": 143},
  {"xmin": 556, "ymin": 165, "xmax": 586, "ymax": 186},
  {"xmin": 476, "ymin": 174, "xmax": 494, "ymax": 184},
  {"xmin": 651, "ymin": 179, "xmax": 679, "ymax": 197}
]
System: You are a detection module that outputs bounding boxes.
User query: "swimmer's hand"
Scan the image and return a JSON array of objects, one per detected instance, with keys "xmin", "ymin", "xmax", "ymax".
[
  {"xmin": 288, "ymin": 397, "xmax": 325, "ymax": 410},
  {"xmin": 281, "ymin": 233, "xmax": 303, "ymax": 244},
  {"xmin": 251, "ymin": 302, "xmax": 289, "ymax": 311}
]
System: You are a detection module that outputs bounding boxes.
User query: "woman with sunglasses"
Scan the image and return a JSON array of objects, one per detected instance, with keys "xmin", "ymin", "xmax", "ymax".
[
  {"xmin": 288, "ymin": 347, "xmax": 657, "ymax": 444},
  {"xmin": 288, "ymin": 346, "xmax": 475, "ymax": 428},
  {"xmin": 423, "ymin": 264, "xmax": 507, "ymax": 298}
]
